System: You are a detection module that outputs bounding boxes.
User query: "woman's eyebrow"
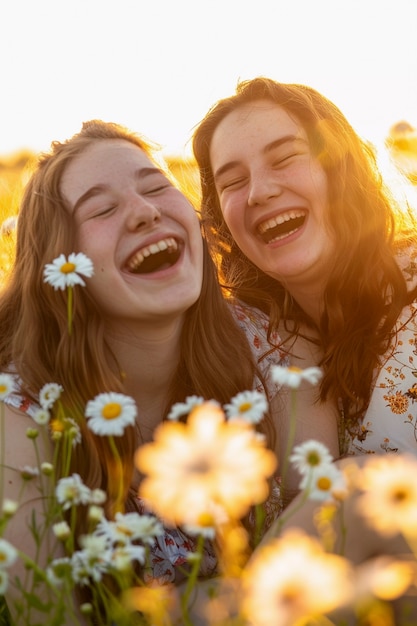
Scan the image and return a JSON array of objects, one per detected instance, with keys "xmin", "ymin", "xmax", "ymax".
[
  {"xmin": 213, "ymin": 135, "xmax": 303, "ymax": 181},
  {"xmin": 72, "ymin": 167, "xmax": 164, "ymax": 214}
]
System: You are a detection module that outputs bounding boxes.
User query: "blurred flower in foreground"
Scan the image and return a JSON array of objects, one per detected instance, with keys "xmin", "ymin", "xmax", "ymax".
[
  {"xmin": 271, "ymin": 365, "xmax": 323, "ymax": 389},
  {"xmin": 242, "ymin": 529, "xmax": 354, "ymax": 626},
  {"xmin": 354, "ymin": 555, "xmax": 417, "ymax": 602},
  {"xmin": 43, "ymin": 252, "xmax": 94, "ymax": 290},
  {"xmin": 136, "ymin": 402, "xmax": 277, "ymax": 526},
  {"xmin": 356, "ymin": 454, "xmax": 417, "ymax": 537},
  {"xmin": 166, "ymin": 395, "xmax": 205, "ymax": 420},
  {"xmin": 123, "ymin": 583, "xmax": 179, "ymax": 626}
]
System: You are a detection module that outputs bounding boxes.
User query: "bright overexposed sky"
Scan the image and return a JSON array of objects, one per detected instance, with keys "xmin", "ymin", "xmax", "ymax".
[{"xmin": 1, "ymin": 0, "xmax": 417, "ymax": 157}]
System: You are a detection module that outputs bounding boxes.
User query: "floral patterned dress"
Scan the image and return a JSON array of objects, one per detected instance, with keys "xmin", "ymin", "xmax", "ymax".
[
  {"xmin": 4, "ymin": 303, "xmax": 288, "ymax": 584},
  {"xmin": 342, "ymin": 246, "xmax": 417, "ymax": 457}
]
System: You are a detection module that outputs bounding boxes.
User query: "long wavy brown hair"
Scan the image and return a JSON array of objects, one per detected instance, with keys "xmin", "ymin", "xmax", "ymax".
[
  {"xmin": 0, "ymin": 120, "xmax": 273, "ymax": 521},
  {"xmin": 193, "ymin": 76, "xmax": 417, "ymax": 419}
]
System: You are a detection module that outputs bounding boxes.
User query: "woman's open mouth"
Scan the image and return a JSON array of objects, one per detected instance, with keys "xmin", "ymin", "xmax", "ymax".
[
  {"xmin": 258, "ymin": 209, "xmax": 306, "ymax": 243},
  {"xmin": 126, "ymin": 237, "xmax": 181, "ymax": 274}
]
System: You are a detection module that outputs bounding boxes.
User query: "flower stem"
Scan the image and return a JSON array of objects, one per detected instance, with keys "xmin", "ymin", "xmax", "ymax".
[
  {"xmin": 107, "ymin": 435, "xmax": 125, "ymax": 516},
  {"xmin": 180, "ymin": 533, "xmax": 205, "ymax": 625},
  {"xmin": 280, "ymin": 389, "xmax": 297, "ymax": 502}
]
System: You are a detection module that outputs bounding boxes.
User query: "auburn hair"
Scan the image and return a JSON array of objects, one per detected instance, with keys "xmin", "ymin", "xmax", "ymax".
[{"xmin": 193, "ymin": 76, "xmax": 417, "ymax": 419}]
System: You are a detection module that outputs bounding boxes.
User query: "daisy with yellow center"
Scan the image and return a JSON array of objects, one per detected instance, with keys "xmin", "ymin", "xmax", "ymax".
[
  {"xmin": 356, "ymin": 454, "xmax": 417, "ymax": 538},
  {"xmin": 290, "ymin": 439, "xmax": 334, "ymax": 475},
  {"xmin": 300, "ymin": 462, "xmax": 347, "ymax": 503},
  {"xmin": 0, "ymin": 373, "xmax": 16, "ymax": 400},
  {"xmin": 271, "ymin": 365, "xmax": 323, "ymax": 389},
  {"xmin": 43, "ymin": 252, "xmax": 94, "ymax": 290},
  {"xmin": 224, "ymin": 390, "xmax": 268, "ymax": 424},
  {"xmin": 242, "ymin": 529, "xmax": 354, "ymax": 626},
  {"xmin": 43, "ymin": 252, "xmax": 94, "ymax": 334},
  {"xmin": 85, "ymin": 392, "xmax": 137, "ymax": 516},
  {"xmin": 85, "ymin": 392, "xmax": 137, "ymax": 437},
  {"xmin": 0, "ymin": 539, "xmax": 18, "ymax": 569},
  {"xmin": 135, "ymin": 402, "xmax": 277, "ymax": 527}
]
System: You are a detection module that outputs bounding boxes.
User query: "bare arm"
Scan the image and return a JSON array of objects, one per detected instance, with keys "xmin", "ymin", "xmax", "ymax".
[{"xmin": 270, "ymin": 330, "xmax": 340, "ymax": 499}]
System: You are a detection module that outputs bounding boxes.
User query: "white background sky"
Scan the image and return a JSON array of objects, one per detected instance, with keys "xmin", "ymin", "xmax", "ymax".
[{"xmin": 1, "ymin": 0, "xmax": 416, "ymax": 157}]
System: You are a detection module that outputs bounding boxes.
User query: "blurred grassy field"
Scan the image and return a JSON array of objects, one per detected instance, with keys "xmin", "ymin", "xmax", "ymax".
[{"xmin": 0, "ymin": 151, "xmax": 201, "ymax": 285}]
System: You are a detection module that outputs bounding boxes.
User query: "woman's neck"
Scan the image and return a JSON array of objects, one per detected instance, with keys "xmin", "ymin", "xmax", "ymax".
[
  {"xmin": 105, "ymin": 319, "xmax": 183, "ymax": 439},
  {"xmin": 286, "ymin": 283, "xmax": 324, "ymax": 326}
]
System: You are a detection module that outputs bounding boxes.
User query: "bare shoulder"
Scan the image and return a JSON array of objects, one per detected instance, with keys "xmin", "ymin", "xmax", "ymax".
[{"xmin": 2, "ymin": 403, "xmax": 52, "ymax": 467}]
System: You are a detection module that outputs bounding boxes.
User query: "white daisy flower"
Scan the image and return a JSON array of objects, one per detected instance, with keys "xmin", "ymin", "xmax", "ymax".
[
  {"xmin": 56, "ymin": 473, "xmax": 91, "ymax": 510},
  {"xmin": 290, "ymin": 440, "xmax": 334, "ymax": 476},
  {"xmin": 184, "ymin": 525, "xmax": 216, "ymax": 539},
  {"xmin": 32, "ymin": 408, "xmax": 51, "ymax": 425},
  {"xmin": 53, "ymin": 521, "xmax": 71, "ymax": 540},
  {"xmin": 271, "ymin": 365, "xmax": 323, "ymax": 389},
  {"xmin": 300, "ymin": 463, "xmax": 347, "ymax": 502},
  {"xmin": 96, "ymin": 512, "xmax": 163, "ymax": 546},
  {"xmin": 0, "ymin": 539, "xmax": 18, "ymax": 568},
  {"xmin": 71, "ymin": 535, "xmax": 112, "ymax": 584},
  {"xmin": 88, "ymin": 505, "xmax": 105, "ymax": 523},
  {"xmin": 20, "ymin": 466, "xmax": 39, "ymax": 480},
  {"xmin": 167, "ymin": 395, "xmax": 205, "ymax": 420},
  {"xmin": 2, "ymin": 500, "xmax": 18, "ymax": 517},
  {"xmin": 85, "ymin": 392, "xmax": 137, "ymax": 437},
  {"xmin": 90, "ymin": 488, "xmax": 107, "ymax": 505},
  {"xmin": 0, "ymin": 373, "xmax": 16, "ymax": 400},
  {"xmin": 43, "ymin": 252, "xmax": 94, "ymax": 291},
  {"xmin": 0, "ymin": 215, "xmax": 17, "ymax": 237},
  {"xmin": 39, "ymin": 382, "xmax": 63, "ymax": 410},
  {"xmin": 0, "ymin": 569, "xmax": 9, "ymax": 594},
  {"xmin": 224, "ymin": 390, "xmax": 268, "ymax": 424},
  {"xmin": 63, "ymin": 417, "xmax": 82, "ymax": 447},
  {"xmin": 111, "ymin": 544, "xmax": 146, "ymax": 571},
  {"xmin": 46, "ymin": 557, "xmax": 72, "ymax": 587}
]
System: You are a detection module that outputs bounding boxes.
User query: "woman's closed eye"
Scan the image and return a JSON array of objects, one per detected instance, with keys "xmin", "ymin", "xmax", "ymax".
[
  {"xmin": 89, "ymin": 205, "xmax": 117, "ymax": 219},
  {"xmin": 218, "ymin": 176, "xmax": 248, "ymax": 193},
  {"xmin": 143, "ymin": 182, "xmax": 172, "ymax": 196},
  {"xmin": 272, "ymin": 152, "xmax": 300, "ymax": 168}
]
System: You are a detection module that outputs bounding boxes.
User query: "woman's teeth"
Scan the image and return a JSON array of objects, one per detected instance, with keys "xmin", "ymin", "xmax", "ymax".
[
  {"xmin": 127, "ymin": 237, "xmax": 179, "ymax": 273},
  {"xmin": 258, "ymin": 210, "xmax": 306, "ymax": 243}
]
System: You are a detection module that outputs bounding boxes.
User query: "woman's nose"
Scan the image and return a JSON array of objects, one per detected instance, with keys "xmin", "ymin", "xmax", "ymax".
[
  {"xmin": 247, "ymin": 173, "xmax": 283, "ymax": 207},
  {"xmin": 125, "ymin": 195, "xmax": 161, "ymax": 231}
]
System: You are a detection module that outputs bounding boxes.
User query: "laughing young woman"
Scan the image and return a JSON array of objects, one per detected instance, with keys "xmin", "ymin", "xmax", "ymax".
[
  {"xmin": 193, "ymin": 76, "xmax": 417, "ymax": 459},
  {"xmin": 0, "ymin": 119, "xmax": 339, "ymax": 624}
]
